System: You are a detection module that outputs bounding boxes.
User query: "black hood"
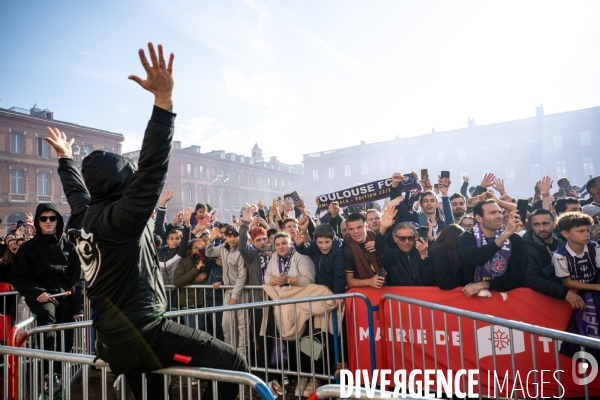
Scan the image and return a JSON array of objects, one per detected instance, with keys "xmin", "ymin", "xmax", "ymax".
[
  {"xmin": 82, "ymin": 150, "xmax": 137, "ymax": 204},
  {"xmin": 34, "ymin": 202, "xmax": 64, "ymax": 238}
]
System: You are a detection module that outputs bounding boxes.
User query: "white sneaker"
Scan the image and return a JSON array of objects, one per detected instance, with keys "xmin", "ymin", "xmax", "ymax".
[
  {"xmin": 283, "ymin": 376, "xmax": 290, "ymax": 385},
  {"xmin": 294, "ymin": 377, "xmax": 309, "ymax": 397},
  {"xmin": 303, "ymin": 378, "xmax": 321, "ymax": 397}
]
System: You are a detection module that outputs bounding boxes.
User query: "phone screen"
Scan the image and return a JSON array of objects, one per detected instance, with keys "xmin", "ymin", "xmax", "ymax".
[
  {"xmin": 419, "ymin": 227, "xmax": 429, "ymax": 239},
  {"xmin": 418, "ymin": 213, "xmax": 428, "ymax": 227},
  {"xmin": 516, "ymin": 199, "xmax": 529, "ymax": 224},
  {"xmin": 421, "ymin": 169, "xmax": 429, "ymax": 181}
]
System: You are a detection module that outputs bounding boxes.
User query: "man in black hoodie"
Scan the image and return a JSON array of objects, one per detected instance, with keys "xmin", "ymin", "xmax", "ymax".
[
  {"xmin": 47, "ymin": 43, "xmax": 246, "ymax": 400},
  {"xmin": 12, "ymin": 202, "xmax": 83, "ymax": 392}
]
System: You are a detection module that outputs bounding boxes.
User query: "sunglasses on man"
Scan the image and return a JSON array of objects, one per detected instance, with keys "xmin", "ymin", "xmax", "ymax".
[
  {"xmin": 38, "ymin": 216, "xmax": 58, "ymax": 223},
  {"xmin": 394, "ymin": 235, "xmax": 416, "ymax": 242}
]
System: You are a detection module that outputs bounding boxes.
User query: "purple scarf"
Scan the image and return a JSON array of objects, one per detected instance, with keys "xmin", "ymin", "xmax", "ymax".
[
  {"xmin": 472, "ymin": 223, "xmax": 512, "ymax": 282},
  {"xmin": 277, "ymin": 247, "xmax": 295, "ymax": 290}
]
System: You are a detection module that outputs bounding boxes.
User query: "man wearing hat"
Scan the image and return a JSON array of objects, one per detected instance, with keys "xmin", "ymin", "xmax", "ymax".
[{"xmin": 239, "ymin": 206, "xmax": 271, "ymax": 379}]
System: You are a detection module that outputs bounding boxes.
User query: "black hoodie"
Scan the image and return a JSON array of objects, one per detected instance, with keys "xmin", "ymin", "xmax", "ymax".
[
  {"xmin": 57, "ymin": 106, "xmax": 175, "ymax": 345},
  {"xmin": 11, "ymin": 203, "xmax": 83, "ymax": 313}
]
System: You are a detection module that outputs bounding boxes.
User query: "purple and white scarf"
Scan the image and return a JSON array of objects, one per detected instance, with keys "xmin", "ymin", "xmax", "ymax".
[
  {"xmin": 277, "ymin": 247, "xmax": 296, "ymax": 290},
  {"xmin": 249, "ymin": 244, "xmax": 269, "ymax": 284},
  {"xmin": 472, "ymin": 223, "xmax": 512, "ymax": 282}
]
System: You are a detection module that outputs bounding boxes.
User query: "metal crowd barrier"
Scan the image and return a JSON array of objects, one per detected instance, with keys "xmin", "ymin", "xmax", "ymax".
[
  {"xmin": 378, "ymin": 293, "xmax": 600, "ymax": 400},
  {"xmin": 1, "ymin": 290, "xmax": 29, "ymax": 346},
  {"xmin": 0, "ymin": 346, "xmax": 275, "ymax": 400},
  {"xmin": 6, "ymin": 288, "xmax": 376, "ymax": 400}
]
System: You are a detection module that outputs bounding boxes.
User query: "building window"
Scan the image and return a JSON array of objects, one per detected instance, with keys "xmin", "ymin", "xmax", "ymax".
[
  {"xmin": 213, "ymin": 190, "xmax": 219, "ymax": 206},
  {"xmin": 529, "ymin": 163, "xmax": 540, "ymax": 181},
  {"xmin": 528, "ymin": 140, "xmax": 538, "ymax": 156},
  {"xmin": 38, "ymin": 138, "xmax": 50, "ymax": 158},
  {"xmin": 556, "ymin": 161, "xmax": 567, "ymax": 178},
  {"xmin": 361, "ymin": 162, "xmax": 368, "ymax": 175},
  {"xmin": 224, "ymin": 191, "xmax": 229, "ymax": 206},
  {"xmin": 233, "ymin": 192, "xmax": 239, "ymax": 207},
  {"xmin": 458, "ymin": 149, "xmax": 467, "ymax": 163},
  {"xmin": 379, "ymin": 160, "xmax": 386, "ymax": 173},
  {"xmin": 328, "ymin": 167, "xmax": 334, "ymax": 179},
  {"xmin": 397, "ymin": 157, "xmax": 405, "ymax": 171},
  {"xmin": 504, "ymin": 144, "xmax": 511, "ymax": 156},
  {"xmin": 583, "ymin": 157, "xmax": 595, "ymax": 177},
  {"xmin": 581, "ymin": 131, "xmax": 591, "ymax": 147},
  {"xmin": 267, "ymin": 177, "xmax": 271, "ymax": 187},
  {"xmin": 250, "ymin": 174, "xmax": 255, "ymax": 185},
  {"xmin": 505, "ymin": 166, "xmax": 516, "ymax": 183},
  {"xmin": 232, "ymin": 171, "xmax": 237, "ymax": 183},
  {"xmin": 11, "ymin": 133, "xmax": 23, "ymax": 154},
  {"xmin": 241, "ymin": 172, "xmax": 246, "ymax": 184},
  {"xmin": 186, "ymin": 163, "xmax": 193, "ymax": 177},
  {"xmin": 11, "ymin": 170, "xmax": 24, "ymax": 194},
  {"xmin": 417, "ymin": 155, "xmax": 424, "ymax": 169},
  {"xmin": 199, "ymin": 166, "xmax": 204, "ymax": 179},
  {"xmin": 553, "ymin": 135, "xmax": 564, "ymax": 150},
  {"xmin": 274, "ymin": 178, "xmax": 278, "ymax": 187},
  {"xmin": 437, "ymin": 152, "xmax": 445, "ymax": 166},
  {"xmin": 188, "ymin": 187, "xmax": 194, "ymax": 204},
  {"xmin": 38, "ymin": 172, "xmax": 50, "ymax": 195},
  {"xmin": 344, "ymin": 165, "xmax": 351, "ymax": 177},
  {"xmin": 83, "ymin": 145, "xmax": 93, "ymax": 156},
  {"xmin": 259, "ymin": 176, "xmax": 265, "ymax": 186},
  {"xmin": 312, "ymin": 169, "xmax": 319, "ymax": 181}
]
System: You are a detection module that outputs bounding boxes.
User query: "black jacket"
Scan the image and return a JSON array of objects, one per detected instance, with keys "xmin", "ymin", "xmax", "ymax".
[
  {"xmin": 374, "ymin": 232, "xmax": 435, "ymax": 286},
  {"xmin": 11, "ymin": 203, "xmax": 83, "ymax": 313},
  {"xmin": 430, "ymin": 246, "xmax": 469, "ymax": 290},
  {"xmin": 295, "ymin": 237, "xmax": 346, "ymax": 294},
  {"xmin": 523, "ymin": 230, "xmax": 568, "ymax": 300},
  {"xmin": 458, "ymin": 230, "xmax": 525, "ymax": 292},
  {"xmin": 57, "ymin": 106, "xmax": 175, "ymax": 345}
]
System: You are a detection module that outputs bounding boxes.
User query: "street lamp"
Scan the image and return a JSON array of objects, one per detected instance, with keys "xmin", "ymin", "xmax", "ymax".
[{"xmin": 212, "ymin": 170, "xmax": 230, "ymax": 218}]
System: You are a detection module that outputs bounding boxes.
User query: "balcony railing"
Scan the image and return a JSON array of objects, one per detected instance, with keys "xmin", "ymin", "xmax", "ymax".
[
  {"xmin": 9, "ymin": 194, "xmax": 27, "ymax": 202},
  {"xmin": 36, "ymin": 195, "xmax": 52, "ymax": 203},
  {"xmin": 60, "ymin": 196, "xmax": 68, "ymax": 204}
]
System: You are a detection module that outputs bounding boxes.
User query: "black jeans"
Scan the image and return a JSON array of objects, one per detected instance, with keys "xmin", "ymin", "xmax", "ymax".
[
  {"xmin": 27, "ymin": 297, "xmax": 74, "ymax": 373},
  {"xmin": 97, "ymin": 318, "xmax": 248, "ymax": 400}
]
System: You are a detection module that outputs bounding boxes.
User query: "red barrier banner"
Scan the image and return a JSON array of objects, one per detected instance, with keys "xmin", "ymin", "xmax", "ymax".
[{"xmin": 345, "ymin": 287, "xmax": 600, "ymax": 398}]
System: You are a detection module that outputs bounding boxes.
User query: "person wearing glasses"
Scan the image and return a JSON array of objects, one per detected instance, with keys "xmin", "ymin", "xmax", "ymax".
[
  {"xmin": 374, "ymin": 207, "xmax": 434, "ymax": 286},
  {"xmin": 11, "ymin": 203, "xmax": 83, "ymax": 396}
]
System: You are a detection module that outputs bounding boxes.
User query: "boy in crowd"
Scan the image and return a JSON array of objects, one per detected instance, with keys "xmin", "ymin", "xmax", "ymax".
[
  {"xmin": 293, "ymin": 224, "xmax": 345, "ymax": 294},
  {"xmin": 206, "ymin": 224, "xmax": 247, "ymax": 356}
]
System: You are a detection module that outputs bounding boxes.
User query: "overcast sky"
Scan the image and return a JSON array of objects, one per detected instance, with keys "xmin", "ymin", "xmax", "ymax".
[{"xmin": 2, "ymin": 1, "xmax": 599, "ymax": 164}]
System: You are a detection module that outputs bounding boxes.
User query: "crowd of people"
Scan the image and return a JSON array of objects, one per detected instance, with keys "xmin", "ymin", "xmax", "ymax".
[{"xmin": 1, "ymin": 42, "xmax": 600, "ymax": 400}]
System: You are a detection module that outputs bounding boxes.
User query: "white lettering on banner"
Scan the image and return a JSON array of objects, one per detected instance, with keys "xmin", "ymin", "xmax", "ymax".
[
  {"xmin": 436, "ymin": 331, "xmax": 447, "ymax": 345},
  {"xmin": 538, "ymin": 337, "xmax": 553, "ymax": 353}
]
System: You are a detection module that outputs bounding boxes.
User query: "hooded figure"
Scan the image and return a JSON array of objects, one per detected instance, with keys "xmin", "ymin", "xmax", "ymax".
[
  {"xmin": 56, "ymin": 105, "xmax": 247, "ymax": 400},
  {"xmin": 11, "ymin": 202, "xmax": 83, "ymax": 388}
]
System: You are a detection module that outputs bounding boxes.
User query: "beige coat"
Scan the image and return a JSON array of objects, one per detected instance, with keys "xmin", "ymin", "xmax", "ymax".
[{"xmin": 260, "ymin": 283, "xmax": 344, "ymax": 341}]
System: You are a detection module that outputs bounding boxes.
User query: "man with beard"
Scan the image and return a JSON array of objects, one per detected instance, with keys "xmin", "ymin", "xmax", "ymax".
[
  {"xmin": 366, "ymin": 209, "xmax": 382, "ymax": 232},
  {"xmin": 449, "ymin": 193, "xmax": 467, "ymax": 221},
  {"xmin": 524, "ymin": 209, "xmax": 585, "ymax": 309},
  {"xmin": 49, "ymin": 43, "xmax": 246, "ymax": 400}
]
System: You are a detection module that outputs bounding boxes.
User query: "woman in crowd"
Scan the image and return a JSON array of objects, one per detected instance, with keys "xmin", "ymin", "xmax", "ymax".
[
  {"xmin": 430, "ymin": 224, "xmax": 469, "ymax": 290},
  {"xmin": 174, "ymin": 238, "xmax": 216, "ymax": 331},
  {"xmin": 0, "ymin": 236, "xmax": 21, "ymax": 324}
]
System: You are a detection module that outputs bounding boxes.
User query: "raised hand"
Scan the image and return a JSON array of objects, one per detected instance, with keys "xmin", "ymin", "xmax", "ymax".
[
  {"xmin": 128, "ymin": 43, "xmax": 175, "ymax": 111},
  {"xmin": 492, "ymin": 178, "xmax": 506, "ymax": 194},
  {"xmin": 183, "ymin": 207, "xmax": 192, "ymax": 224},
  {"xmin": 387, "ymin": 195, "xmax": 404, "ymax": 209},
  {"xmin": 160, "ymin": 189, "xmax": 174, "ymax": 206},
  {"xmin": 480, "ymin": 173, "xmax": 496, "ymax": 188},
  {"xmin": 209, "ymin": 227, "xmax": 221, "ymax": 241},
  {"xmin": 44, "ymin": 127, "xmax": 74, "ymax": 158},
  {"xmin": 537, "ymin": 176, "xmax": 554, "ymax": 194},
  {"xmin": 257, "ymin": 200, "xmax": 265, "ymax": 210},
  {"xmin": 298, "ymin": 215, "xmax": 310, "ymax": 232},
  {"xmin": 462, "ymin": 175, "xmax": 469, "ymax": 183},
  {"xmin": 242, "ymin": 206, "xmax": 253, "ymax": 223},
  {"xmin": 505, "ymin": 210, "xmax": 523, "ymax": 235},
  {"xmin": 380, "ymin": 207, "xmax": 397, "ymax": 231},
  {"xmin": 420, "ymin": 179, "xmax": 433, "ymax": 192},
  {"xmin": 391, "ymin": 173, "xmax": 405, "ymax": 188},
  {"xmin": 415, "ymin": 238, "xmax": 428, "ymax": 259}
]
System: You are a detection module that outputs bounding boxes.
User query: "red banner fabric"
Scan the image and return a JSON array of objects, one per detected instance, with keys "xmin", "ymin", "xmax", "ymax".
[{"xmin": 345, "ymin": 287, "xmax": 600, "ymax": 398}]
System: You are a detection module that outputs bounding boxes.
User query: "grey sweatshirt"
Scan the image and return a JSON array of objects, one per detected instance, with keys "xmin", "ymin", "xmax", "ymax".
[{"xmin": 205, "ymin": 241, "xmax": 247, "ymax": 300}]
